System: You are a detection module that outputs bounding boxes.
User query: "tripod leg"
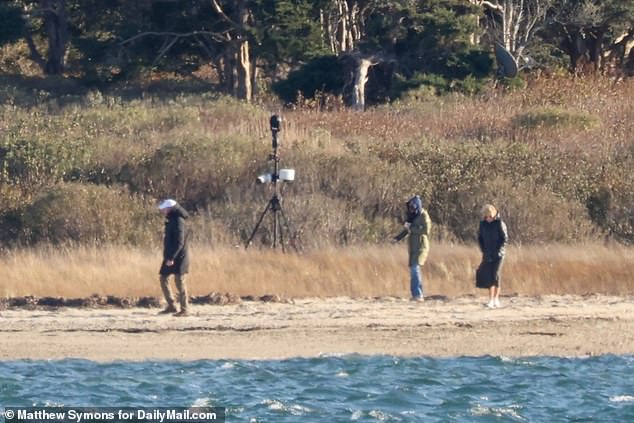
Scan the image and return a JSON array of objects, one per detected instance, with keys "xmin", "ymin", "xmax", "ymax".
[
  {"xmin": 245, "ymin": 201, "xmax": 271, "ymax": 249},
  {"xmin": 273, "ymin": 207, "xmax": 279, "ymax": 250},
  {"xmin": 278, "ymin": 206, "xmax": 301, "ymax": 253},
  {"xmin": 276, "ymin": 209, "xmax": 286, "ymax": 253}
]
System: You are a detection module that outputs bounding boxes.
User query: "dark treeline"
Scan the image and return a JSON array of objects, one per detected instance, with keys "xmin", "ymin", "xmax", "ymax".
[{"xmin": 1, "ymin": 0, "xmax": 634, "ymax": 107}]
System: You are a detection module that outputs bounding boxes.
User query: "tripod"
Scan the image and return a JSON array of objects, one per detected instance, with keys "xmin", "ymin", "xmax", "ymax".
[{"xmin": 245, "ymin": 116, "xmax": 300, "ymax": 253}]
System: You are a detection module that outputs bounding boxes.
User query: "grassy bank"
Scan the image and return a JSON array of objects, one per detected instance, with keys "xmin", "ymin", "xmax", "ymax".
[
  {"xmin": 1, "ymin": 243, "xmax": 632, "ymax": 299},
  {"xmin": 0, "ymin": 75, "xmax": 632, "ymax": 251}
]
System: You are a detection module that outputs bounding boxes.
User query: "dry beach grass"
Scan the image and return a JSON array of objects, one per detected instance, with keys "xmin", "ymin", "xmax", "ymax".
[{"xmin": 0, "ymin": 243, "xmax": 631, "ymax": 299}]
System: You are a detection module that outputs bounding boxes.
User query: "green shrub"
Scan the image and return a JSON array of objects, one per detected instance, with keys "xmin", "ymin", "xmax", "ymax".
[
  {"xmin": 19, "ymin": 183, "xmax": 157, "ymax": 246},
  {"xmin": 121, "ymin": 136, "xmax": 266, "ymax": 208},
  {"xmin": 0, "ymin": 88, "xmax": 631, "ymax": 248},
  {"xmin": 401, "ymin": 140, "xmax": 606, "ymax": 242},
  {"xmin": 512, "ymin": 107, "xmax": 600, "ymax": 130},
  {"xmin": 0, "ymin": 136, "xmax": 89, "ymax": 189},
  {"xmin": 588, "ymin": 154, "xmax": 634, "ymax": 245},
  {"xmin": 498, "ymin": 76, "xmax": 526, "ymax": 91},
  {"xmin": 390, "ymin": 72, "xmax": 489, "ymax": 100},
  {"xmin": 272, "ymin": 55, "xmax": 345, "ymax": 104},
  {"xmin": 471, "ymin": 177, "xmax": 597, "ymax": 243}
]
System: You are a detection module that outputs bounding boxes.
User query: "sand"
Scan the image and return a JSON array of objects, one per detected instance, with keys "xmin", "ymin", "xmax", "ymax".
[{"xmin": 1, "ymin": 295, "xmax": 633, "ymax": 361}]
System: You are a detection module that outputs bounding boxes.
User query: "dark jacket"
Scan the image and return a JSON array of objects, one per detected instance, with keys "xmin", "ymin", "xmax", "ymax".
[
  {"xmin": 478, "ymin": 215, "xmax": 508, "ymax": 262},
  {"xmin": 159, "ymin": 204, "xmax": 190, "ymax": 275}
]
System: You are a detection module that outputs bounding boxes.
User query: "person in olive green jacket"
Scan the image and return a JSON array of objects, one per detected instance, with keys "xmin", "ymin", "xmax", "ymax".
[{"xmin": 393, "ymin": 195, "xmax": 431, "ymax": 301}]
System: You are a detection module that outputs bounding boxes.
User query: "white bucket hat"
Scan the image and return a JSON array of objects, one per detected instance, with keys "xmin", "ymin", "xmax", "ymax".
[{"xmin": 158, "ymin": 199, "xmax": 177, "ymax": 210}]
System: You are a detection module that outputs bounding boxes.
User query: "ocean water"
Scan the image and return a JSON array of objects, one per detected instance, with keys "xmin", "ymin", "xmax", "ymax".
[{"xmin": 1, "ymin": 355, "xmax": 634, "ymax": 422}]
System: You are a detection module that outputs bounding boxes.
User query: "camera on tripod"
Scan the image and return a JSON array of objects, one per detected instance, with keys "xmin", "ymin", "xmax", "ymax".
[
  {"xmin": 270, "ymin": 114, "xmax": 281, "ymax": 133},
  {"xmin": 269, "ymin": 114, "xmax": 281, "ymax": 154},
  {"xmin": 256, "ymin": 169, "xmax": 295, "ymax": 184},
  {"xmin": 255, "ymin": 114, "xmax": 295, "ymax": 184},
  {"xmin": 245, "ymin": 114, "xmax": 300, "ymax": 252}
]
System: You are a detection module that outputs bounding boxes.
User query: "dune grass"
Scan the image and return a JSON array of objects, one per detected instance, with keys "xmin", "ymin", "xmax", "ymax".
[
  {"xmin": 0, "ymin": 76, "xmax": 632, "ymax": 301},
  {"xmin": 1, "ymin": 243, "xmax": 631, "ymax": 300},
  {"xmin": 0, "ymin": 75, "xmax": 633, "ymax": 247}
]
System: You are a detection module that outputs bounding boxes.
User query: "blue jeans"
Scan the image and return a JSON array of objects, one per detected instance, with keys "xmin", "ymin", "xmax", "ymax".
[{"xmin": 410, "ymin": 264, "xmax": 423, "ymax": 299}]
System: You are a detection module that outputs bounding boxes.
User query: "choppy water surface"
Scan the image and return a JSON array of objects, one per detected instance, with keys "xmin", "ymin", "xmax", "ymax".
[{"xmin": 1, "ymin": 355, "xmax": 634, "ymax": 422}]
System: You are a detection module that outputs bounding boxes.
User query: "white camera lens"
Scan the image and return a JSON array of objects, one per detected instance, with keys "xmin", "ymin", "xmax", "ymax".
[{"xmin": 256, "ymin": 173, "xmax": 273, "ymax": 184}]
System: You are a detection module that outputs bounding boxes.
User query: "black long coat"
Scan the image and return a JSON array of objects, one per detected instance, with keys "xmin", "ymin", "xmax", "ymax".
[
  {"xmin": 478, "ymin": 216, "xmax": 508, "ymax": 261},
  {"xmin": 476, "ymin": 216, "xmax": 508, "ymax": 288},
  {"xmin": 159, "ymin": 205, "xmax": 190, "ymax": 275}
]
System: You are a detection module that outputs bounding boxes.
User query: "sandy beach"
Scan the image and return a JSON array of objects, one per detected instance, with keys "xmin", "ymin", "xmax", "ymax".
[{"xmin": 1, "ymin": 294, "xmax": 633, "ymax": 361}]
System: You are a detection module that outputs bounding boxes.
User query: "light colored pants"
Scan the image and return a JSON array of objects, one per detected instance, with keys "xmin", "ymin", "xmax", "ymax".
[{"xmin": 160, "ymin": 274, "xmax": 188, "ymax": 311}]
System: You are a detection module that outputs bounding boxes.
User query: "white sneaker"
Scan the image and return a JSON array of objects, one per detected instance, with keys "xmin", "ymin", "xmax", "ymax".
[
  {"xmin": 494, "ymin": 298, "xmax": 501, "ymax": 308},
  {"xmin": 486, "ymin": 300, "xmax": 496, "ymax": 308}
]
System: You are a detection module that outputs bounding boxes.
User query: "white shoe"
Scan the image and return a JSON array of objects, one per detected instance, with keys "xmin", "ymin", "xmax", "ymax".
[
  {"xmin": 494, "ymin": 298, "xmax": 501, "ymax": 308},
  {"xmin": 486, "ymin": 300, "xmax": 496, "ymax": 308}
]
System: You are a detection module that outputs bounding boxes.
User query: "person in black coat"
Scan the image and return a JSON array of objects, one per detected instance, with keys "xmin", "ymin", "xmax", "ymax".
[
  {"xmin": 477, "ymin": 204, "xmax": 508, "ymax": 308},
  {"xmin": 157, "ymin": 199, "xmax": 190, "ymax": 316}
]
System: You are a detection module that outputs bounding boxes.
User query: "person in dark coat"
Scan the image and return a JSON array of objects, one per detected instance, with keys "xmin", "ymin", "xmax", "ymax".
[
  {"xmin": 393, "ymin": 195, "xmax": 432, "ymax": 301},
  {"xmin": 477, "ymin": 204, "xmax": 508, "ymax": 308},
  {"xmin": 158, "ymin": 199, "xmax": 190, "ymax": 316}
]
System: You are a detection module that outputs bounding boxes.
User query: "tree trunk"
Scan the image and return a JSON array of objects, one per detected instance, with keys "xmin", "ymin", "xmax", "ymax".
[
  {"xmin": 25, "ymin": 0, "xmax": 69, "ymax": 75},
  {"xmin": 352, "ymin": 56, "xmax": 373, "ymax": 111},
  {"xmin": 250, "ymin": 54, "xmax": 258, "ymax": 99},
  {"xmin": 236, "ymin": 38, "xmax": 252, "ymax": 101},
  {"xmin": 339, "ymin": 0, "xmax": 348, "ymax": 52},
  {"xmin": 323, "ymin": 0, "xmax": 359, "ymax": 54},
  {"xmin": 348, "ymin": 53, "xmax": 381, "ymax": 111},
  {"xmin": 209, "ymin": 0, "xmax": 253, "ymax": 101},
  {"xmin": 220, "ymin": 45, "xmax": 236, "ymax": 94},
  {"xmin": 469, "ymin": 14, "xmax": 482, "ymax": 45},
  {"xmin": 471, "ymin": 0, "xmax": 551, "ymax": 60},
  {"xmin": 43, "ymin": 0, "xmax": 68, "ymax": 75}
]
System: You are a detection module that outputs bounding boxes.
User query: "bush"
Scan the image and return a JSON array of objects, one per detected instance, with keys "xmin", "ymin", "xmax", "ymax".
[
  {"xmin": 0, "ymin": 80, "xmax": 632, "ymax": 248},
  {"xmin": 403, "ymin": 140, "xmax": 604, "ymax": 243},
  {"xmin": 121, "ymin": 136, "xmax": 265, "ymax": 209},
  {"xmin": 512, "ymin": 107, "xmax": 600, "ymax": 130},
  {"xmin": 390, "ymin": 72, "xmax": 489, "ymax": 100},
  {"xmin": 19, "ymin": 183, "xmax": 157, "ymax": 246},
  {"xmin": 272, "ymin": 56, "xmax": 345, "ymax": 104},
  {"xmin": 471, "ymin": 178, "xmax": 597, "ymax": 243},
  {"xmin": 0, "ymin": 136, "xmax": 89, "ymax": 189}
]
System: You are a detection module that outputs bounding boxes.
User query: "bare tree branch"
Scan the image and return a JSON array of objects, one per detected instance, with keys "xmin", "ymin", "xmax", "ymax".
[
  {"xmin": 151, "ymin": 37, "xmax": 179, "ymax": 68},
  {"xmin": 29, "ymin": 7, "xmax": 59, "ymax": 17},
  {"xmin": 470, "ymin": 0, "xmax": 554, "ymax": 60},
  {"xmin": 209, "ymin": 0, "xmax": 242, "ymax": 30},
  {"xmin": 469, "ymin": 0, "xmax": 504, "ymax": 13},
  {"xmin": 120, "ymin": 31, "xmax": 228, "ymax": 46}
]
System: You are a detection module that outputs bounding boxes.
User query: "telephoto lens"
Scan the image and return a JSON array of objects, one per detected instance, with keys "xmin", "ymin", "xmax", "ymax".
[
  {"xmin": 256, "ymin": 173, "xmax": 273, "ymax": 184},
  {"xmin": 270, "ymin": 114, "xmax": 281, "ymax": 132}
]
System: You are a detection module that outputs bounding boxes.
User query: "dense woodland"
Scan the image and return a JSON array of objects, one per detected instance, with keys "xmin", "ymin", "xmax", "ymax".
[
  {"xmin": 0, "ymin": 1, "xmax": 633, "ymax": 250},
  {"xmin": 1, "ymin": 0, "xmax": 634, "ymax": 105}
]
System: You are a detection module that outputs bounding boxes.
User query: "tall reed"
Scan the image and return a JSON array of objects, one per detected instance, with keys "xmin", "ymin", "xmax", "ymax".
[{"xmin": 1, "ymin": 243, "xmax": 631, "ymax": 299}]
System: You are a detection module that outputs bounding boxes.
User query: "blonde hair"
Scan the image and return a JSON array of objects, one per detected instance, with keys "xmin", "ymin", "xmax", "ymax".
[{"xmin": 481, "ymin": 204, "xmax": 497, "ymax": 218}]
